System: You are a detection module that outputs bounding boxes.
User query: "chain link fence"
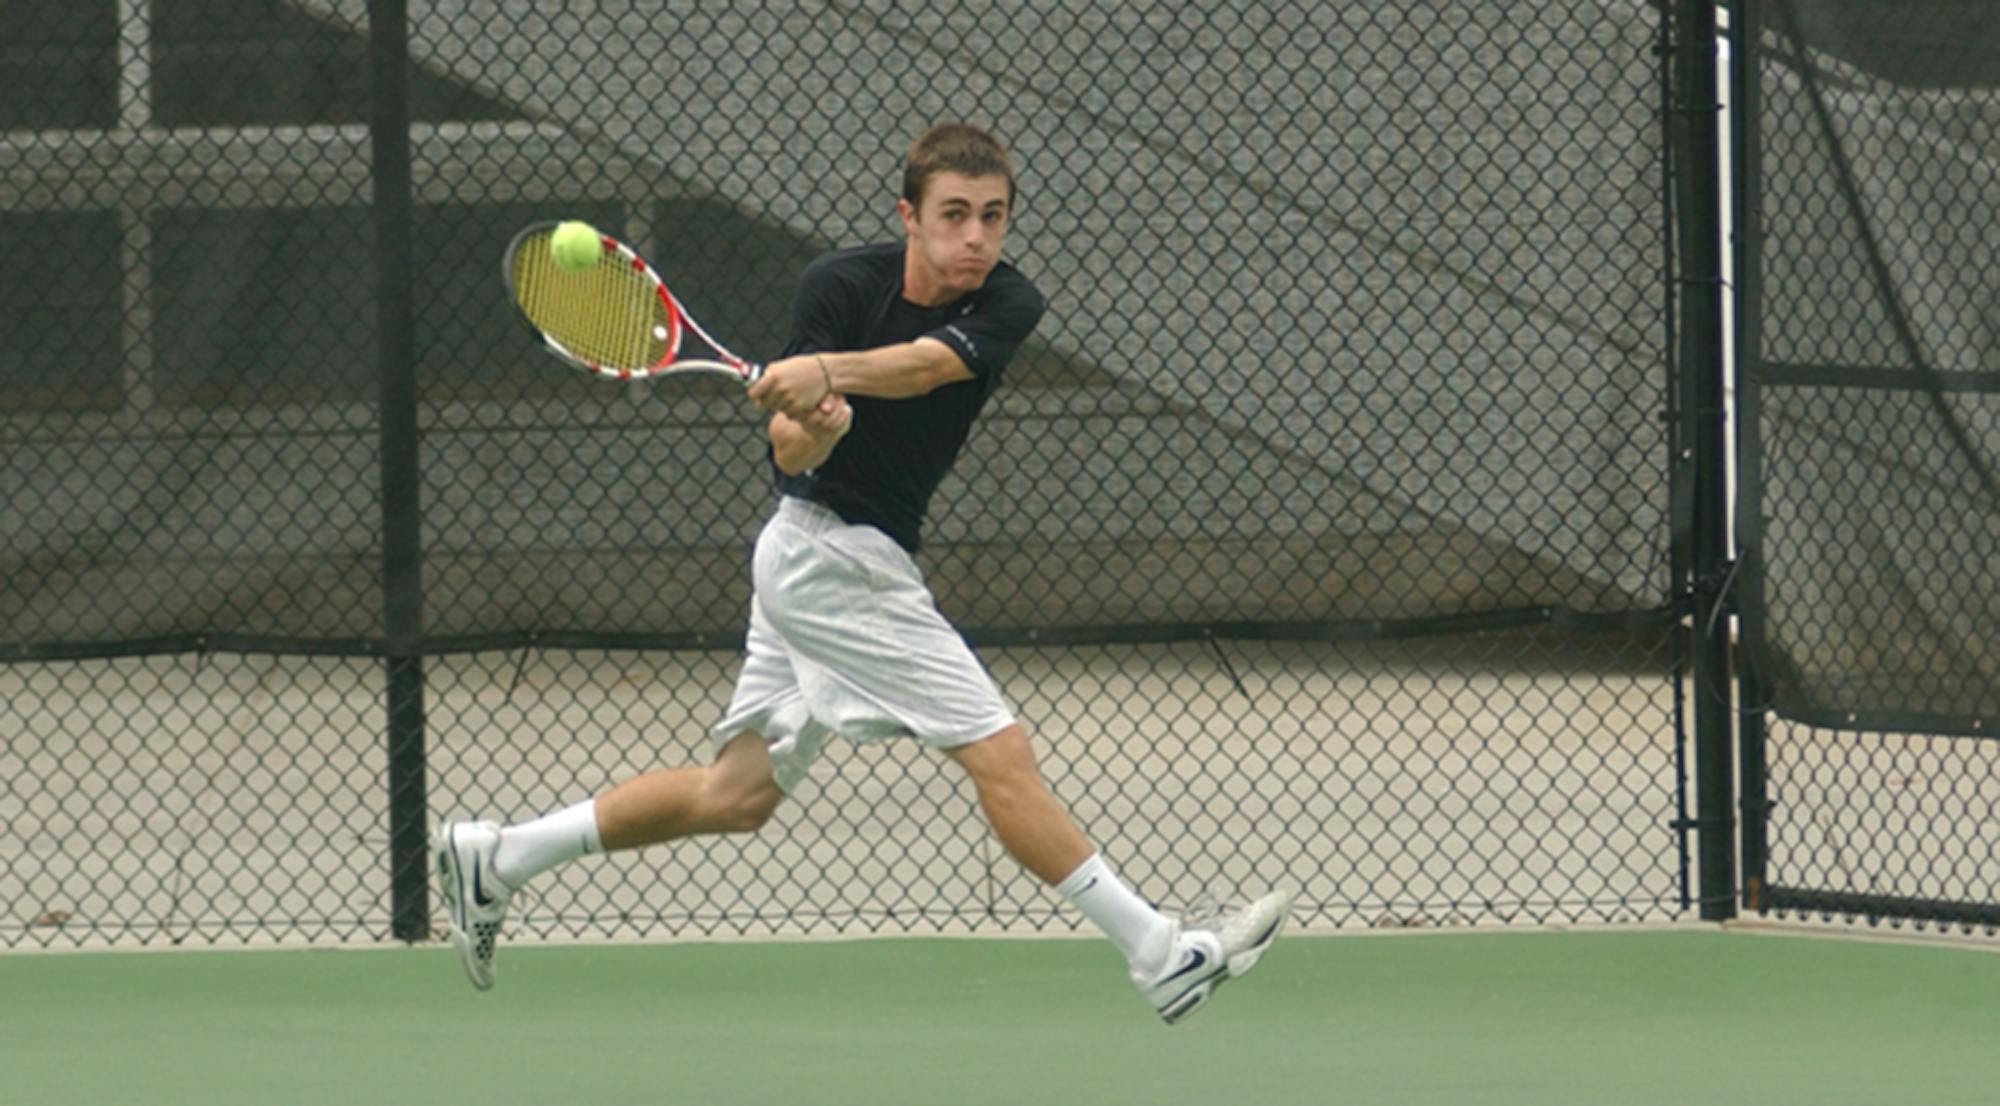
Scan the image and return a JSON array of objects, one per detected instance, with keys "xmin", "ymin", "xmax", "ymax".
[
  {"xmin": 3, "ymin": 0, "xmax": 1689, "ymax": 949},
  {"xmin": 1736, "ymin": 0, "xmax": 2000, "ymax": 933}
]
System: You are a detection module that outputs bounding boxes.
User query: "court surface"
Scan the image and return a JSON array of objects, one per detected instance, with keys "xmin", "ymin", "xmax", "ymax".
[{"xmin": 4, "ymin": 927, "xmax": 1994, "ymax": 1105}]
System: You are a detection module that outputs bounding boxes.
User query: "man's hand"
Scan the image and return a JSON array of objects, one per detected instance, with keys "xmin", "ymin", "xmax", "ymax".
[
  {"xmin": 749, "ymin": 354, "xmax": 833, "ymax": 419},
  {"xmin": 770, "ymin": 391, "xmax": 852, "ymax": 475},
  {"xmin": 799, "ymin": 390, "xmax": 852, "ymax": 438}
]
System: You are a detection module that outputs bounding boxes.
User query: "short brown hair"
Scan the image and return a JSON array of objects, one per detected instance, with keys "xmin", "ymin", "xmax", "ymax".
[{"xmin": 901, "ymin": 123, "xmax": 1017, "ymax": 209}]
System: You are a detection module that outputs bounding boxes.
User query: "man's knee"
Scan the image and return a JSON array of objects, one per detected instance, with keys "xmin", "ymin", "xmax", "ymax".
[
  {"xmin": 692, "ymin": 772, "xmax": 776, "ymax": 832},
  {"xmin": 946, "ymin": 724, "xmax": 1044, "ymax": 788},
  {"xmin": 730, "ymin": 779, "xmax": 784, "ymax": 832},
  {"xmin": 703, "ymin": 733, "xmax": 785, "ymax": 832}
]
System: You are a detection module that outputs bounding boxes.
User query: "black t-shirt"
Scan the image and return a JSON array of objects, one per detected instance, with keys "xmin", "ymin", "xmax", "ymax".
[{"xmin": 774, "ymin": 242, "xmax": 1046, "ymax": 551}]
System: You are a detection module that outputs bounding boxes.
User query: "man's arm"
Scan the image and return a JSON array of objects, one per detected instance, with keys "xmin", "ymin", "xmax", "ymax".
[
  {"xmin": 768, "ymin": 393, "xmax": 854, "ymax": 475},
  {"xmin": 749, "ymin": 338, "xmax": 969, "ymax": 419}
]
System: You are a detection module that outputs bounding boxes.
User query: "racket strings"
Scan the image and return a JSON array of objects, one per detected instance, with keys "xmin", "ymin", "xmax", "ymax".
[{"xmin": 512, "ymin": 234, "xmax": 673, "ymax": 372}]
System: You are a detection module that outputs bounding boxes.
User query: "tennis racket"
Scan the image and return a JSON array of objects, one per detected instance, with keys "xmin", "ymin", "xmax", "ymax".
[{"xmin": 502, "ymin": 221, "xmax": 764, "ymax": 384}]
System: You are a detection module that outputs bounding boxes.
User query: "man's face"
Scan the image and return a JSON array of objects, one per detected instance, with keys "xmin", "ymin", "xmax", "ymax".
[{"xmin": 899, "ymin": 171, "xmax": 1012, "ymax": 299}]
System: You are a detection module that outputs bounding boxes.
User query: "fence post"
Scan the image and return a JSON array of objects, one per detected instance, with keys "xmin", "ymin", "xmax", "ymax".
[
  {"xmin": 1729, "ymin": 0, "xmax": 1771, "ymax": 917},
  {"xmin": 369, "ymin": 0, "xmax": 429, "ymax": 942},
  {"xmin": 1673, "ymin": 0, "xmax": 1736, "ymax": 921}
]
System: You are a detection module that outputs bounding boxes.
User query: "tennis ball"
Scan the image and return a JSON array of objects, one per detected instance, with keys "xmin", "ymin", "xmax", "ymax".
[{"xmin": 550, "ymin": 221, "xmax": 602, "ymax": 271}]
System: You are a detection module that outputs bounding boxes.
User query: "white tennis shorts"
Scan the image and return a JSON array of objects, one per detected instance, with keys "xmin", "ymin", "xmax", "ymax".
[{"xmin": 713, "ymin": 496, "xmax": 1016, "ymax": 792}]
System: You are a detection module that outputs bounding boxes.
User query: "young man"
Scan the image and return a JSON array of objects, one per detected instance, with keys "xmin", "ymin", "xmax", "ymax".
[{"xmin": 435, "ymin": 123, "xmax": 1288, "ymax": 1025}]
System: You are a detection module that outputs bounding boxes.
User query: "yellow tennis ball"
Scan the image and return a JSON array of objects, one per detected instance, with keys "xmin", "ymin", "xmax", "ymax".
[{"xmin": 550, "ymin": 221, "xmax": 602, "ymax": 271}]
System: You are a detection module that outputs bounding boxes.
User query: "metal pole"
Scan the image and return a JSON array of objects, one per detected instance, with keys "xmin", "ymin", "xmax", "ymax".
[
  {"xmin": 369, "ymin": 0, "xmax": 429, "ymax": 942},
  {"xmin": 1730, "ymin": 0, "xmax": 1771, "ymax": 917},
  {"xmin": 1674, "ymin": 0, "xmax": 1736, "ymax": 921}
]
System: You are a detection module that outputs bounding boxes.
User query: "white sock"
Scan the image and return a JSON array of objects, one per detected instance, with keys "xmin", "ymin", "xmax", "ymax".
[
  {"xmin": 491, "ymin": 799, "xmax": 602, "ymax": 887},
  {"xmin": 1056, "ymin": 853, "xmax": 1175, "ymax": 976}
]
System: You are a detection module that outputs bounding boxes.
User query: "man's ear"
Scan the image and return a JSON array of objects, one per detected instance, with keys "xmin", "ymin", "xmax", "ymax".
[{"xmin": 897, "ymin": 197, "xmax": 918, "ymax": 234}]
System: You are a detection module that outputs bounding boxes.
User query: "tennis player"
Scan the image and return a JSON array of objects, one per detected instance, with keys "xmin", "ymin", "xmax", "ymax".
[{"xmin": 435, "ymin": 123, "xmax": 1289, "ymax": 1024}]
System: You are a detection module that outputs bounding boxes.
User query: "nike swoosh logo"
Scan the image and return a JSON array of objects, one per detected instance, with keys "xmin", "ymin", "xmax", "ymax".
[
  {"xmin": 1161, "ymin": 947, "xmax": 1209, "ymax": 984},
  {"xmin": 1078, "ymin": 876, "xmax": 1099, "ymax": 893},
  {"xmin": 464, "ymin": 832, "xmax": 496, "ymax": 908}
]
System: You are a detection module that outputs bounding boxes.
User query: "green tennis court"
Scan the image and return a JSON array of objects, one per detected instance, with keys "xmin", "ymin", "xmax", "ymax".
[{"xmin": 6, "ymin": 928, "xmax": 1994, "ymax": 1105}]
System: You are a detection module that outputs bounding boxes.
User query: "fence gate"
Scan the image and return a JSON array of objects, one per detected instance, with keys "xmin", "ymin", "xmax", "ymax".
[{"xmin": 1733, "ymin": 0, "xmax": 2000, "ymax": 933}]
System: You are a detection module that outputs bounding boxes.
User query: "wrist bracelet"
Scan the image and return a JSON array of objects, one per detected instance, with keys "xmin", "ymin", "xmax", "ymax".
[{"xmin": 816, "ymin": 355, "xmax": 834, "ymax": 396}]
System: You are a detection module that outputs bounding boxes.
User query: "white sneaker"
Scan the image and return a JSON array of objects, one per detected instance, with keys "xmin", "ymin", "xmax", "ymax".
[
  {"xmin": 1135, "ymin": 889, "xmax": 1292, "ymax": 1025},
  {"xmin": 433, "ymin": 820, "xmax": 512, "ymax": 991}
]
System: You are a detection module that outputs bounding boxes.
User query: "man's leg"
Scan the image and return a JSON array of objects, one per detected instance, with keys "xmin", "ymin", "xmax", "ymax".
[
  {"xmin": 946, "ymin": 724, "xmax": 1176, "ymax": 968},
  {"xmin": 485, "ymin": 731, "xmax": 784, "ymax": 887},
  {"xmin": 437, "ymin": 732, "xmax": 784, "ymax": 990},
  {"xmin": 941, "ymin": 723, "xmax": 1093, "ymax": 882},
  {"xmin": 944, "ymin": 722, "xmax": 1291, "ymax": 1025},
  {"xmin": 577, "ymin": 731, "xmax": 783, "ymax": 850}
]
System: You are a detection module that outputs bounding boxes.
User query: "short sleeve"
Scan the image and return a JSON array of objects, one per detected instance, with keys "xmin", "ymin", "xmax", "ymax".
[
  {"xmin": 780, "ymin": 253, "xmax": 869, "ymax": 358},
  {"xmin": 924, "ymin": 264, "xmax": 1046, "ymax": 382}
]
